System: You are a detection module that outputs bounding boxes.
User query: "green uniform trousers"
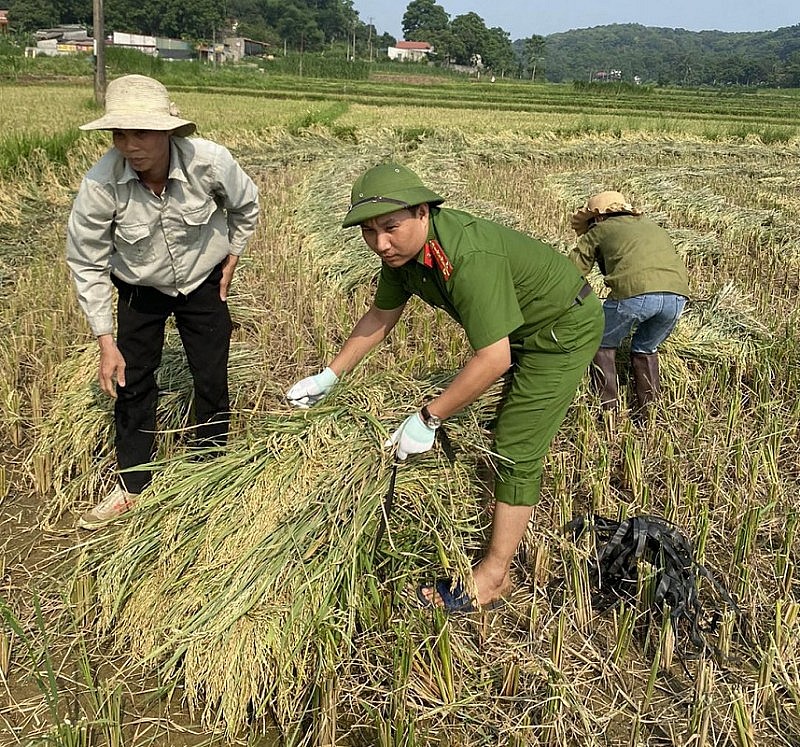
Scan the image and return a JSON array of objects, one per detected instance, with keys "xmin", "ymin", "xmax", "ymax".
[{"xmin": 494, "ymin": 293, "xmax": 603, "ymax": 506}]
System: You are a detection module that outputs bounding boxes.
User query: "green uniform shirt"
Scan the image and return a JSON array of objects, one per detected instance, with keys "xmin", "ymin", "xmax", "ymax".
[
  {"xmin": 374, "ymin": 207, "xmax": 587, "ymax": 351},
  {"xmin": 570, "ymin": 215, "xmax": 690, "ymax": 300}
]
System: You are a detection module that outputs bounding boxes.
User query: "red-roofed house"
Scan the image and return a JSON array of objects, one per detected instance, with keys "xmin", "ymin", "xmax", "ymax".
[{"xmin": 388, "ymin": 40, "xmax": 434, "ymax": 62}]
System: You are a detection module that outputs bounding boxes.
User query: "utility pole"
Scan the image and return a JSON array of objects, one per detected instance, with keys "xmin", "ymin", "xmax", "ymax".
[
  {"xmin": 531, "ymin": 57, "xmax": 542, "ymax": 82},
  {"xmin": 92, "ymin": 0, "xmax": 105, "ymax": 106},
  {"xmin": 368, "ymin": 17, "xmax": 373, "ymax": 63}
]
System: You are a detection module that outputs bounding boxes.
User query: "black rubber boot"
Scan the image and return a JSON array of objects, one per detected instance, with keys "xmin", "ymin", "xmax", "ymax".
[
  {"xmin": 590, "ymin": 348, "xmax": 619, "ymax": 411},
  {"xmin": 630, "ymin": 352, "xmax": 660, "ymax": 414}
]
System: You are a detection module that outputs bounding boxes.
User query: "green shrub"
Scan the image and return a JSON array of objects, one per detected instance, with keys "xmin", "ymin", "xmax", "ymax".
[
  {"xmin": 0, "ymin": 38, "xmax": 23, "ymax": 57},
  {"xmin": 105, "ymin": 46, "xmax": 165, "ymax": 76},
  {"xmin": 264, "ymin": 53, "xmax": 370, "ymax": 80}
]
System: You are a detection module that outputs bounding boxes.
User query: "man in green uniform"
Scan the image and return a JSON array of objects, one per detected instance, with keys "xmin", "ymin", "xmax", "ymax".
[
  {"xmin": 570, "ymin": 191, "xmax": 690, "ymax": 414},
  {"xmin": 287, "ymin": 163, "xmax": 603, "ymax": 612}
]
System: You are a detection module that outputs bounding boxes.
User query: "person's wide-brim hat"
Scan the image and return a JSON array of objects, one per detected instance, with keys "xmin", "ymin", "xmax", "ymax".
[
  {"xmin": 571, "ymin": 190, "xmax": 641, "ymax": 236},
  {"xmin": 80, "ymin": 74, "xmax": 196, "ymax": 137},
  {"xmin": 342, "ymin": 163, "xmax": 444, "ymax": 228}
]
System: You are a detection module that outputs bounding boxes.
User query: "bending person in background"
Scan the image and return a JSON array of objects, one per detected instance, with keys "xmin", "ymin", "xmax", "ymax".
[
  {"xmin": 286, "ymin": 163, "xmax": 603, "ymax": 612},
  {"xmin": 570, "ymin": 191, "xmax": 690, "ymax": 416},
  {"xmin": 66, "ymin": 75, "xmax": 259, "ymax": 530}
]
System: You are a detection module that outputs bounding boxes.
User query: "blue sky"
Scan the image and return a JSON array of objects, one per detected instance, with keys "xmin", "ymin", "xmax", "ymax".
[{"xmin": 352, "ymin": 0, "xmax": 799, "ymax": 41}]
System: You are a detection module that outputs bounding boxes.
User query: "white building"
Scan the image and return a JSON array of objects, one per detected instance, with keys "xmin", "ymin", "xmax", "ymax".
[{"xmin": 387, "ymin": 41, "xmax": 434, "ymax": 62}]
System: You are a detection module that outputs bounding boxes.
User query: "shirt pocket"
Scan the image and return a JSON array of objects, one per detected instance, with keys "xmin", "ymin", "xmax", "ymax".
[
  {"xmin": 180, "ymin": 199, "xmax": 218, "ymax": 244},
  {"xmin": 114, "ymin": 221, "xmax": 156, "ymax": 265}
]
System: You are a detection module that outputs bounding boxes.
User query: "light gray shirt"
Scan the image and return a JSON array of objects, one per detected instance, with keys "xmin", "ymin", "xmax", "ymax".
[{"xmin": 66, "ymin": 137, "xmax": 259, "ymax": 336}]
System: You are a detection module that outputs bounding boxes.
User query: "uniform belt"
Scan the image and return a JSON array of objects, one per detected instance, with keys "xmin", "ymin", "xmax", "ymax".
[{"xmin": 572, "ymin": 282, "xmax": 593, "ymax": 306}]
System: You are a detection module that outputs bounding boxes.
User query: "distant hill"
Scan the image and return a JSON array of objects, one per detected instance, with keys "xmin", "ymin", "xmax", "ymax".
[{"xmin": 525, "ymin": 23, "xmax": 800, "ymax": 86}]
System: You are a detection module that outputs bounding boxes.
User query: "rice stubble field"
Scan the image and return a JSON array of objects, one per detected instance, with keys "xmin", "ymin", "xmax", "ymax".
[{"xmin": 0, "ymin": 79, "xmax": 799, "ymax": 746}]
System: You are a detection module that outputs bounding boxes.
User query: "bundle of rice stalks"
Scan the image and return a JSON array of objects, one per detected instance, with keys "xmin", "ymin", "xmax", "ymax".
[
  {"xmin": 668, "ymin": 281, "xmax": 771, "ymax": 365},
  {"xmin": 79, "ymin": 371, "xmax": 499, "ymax": 738},
  {"xmin": 544, "ymin": 168, "xmax": 682, "ymax": 245},
  {"xmin": 28, "ymin": 345, "xmax": 115, "ymax": 515},
  {"xmin": 29, "ymin": 334, "xmax": 262, "ymax": 525},
  {"xmin": 462, "ymin": 131, "xmax": 699, "ymax": 168}
]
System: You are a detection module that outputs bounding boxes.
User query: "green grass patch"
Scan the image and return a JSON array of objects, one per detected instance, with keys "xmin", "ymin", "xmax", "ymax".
[
  {"xmin": 0, "ymin": 51, "xmax": 93, "ymax": 79},
  {"xmin": 287, "ymin": 101, "xmax": 351, "ymax": 136},
  {"xmin": 0, "ymin": 130, "xmax": 81, "ymax": 176},
  {"xmin": 702, "ymin": 121, "xmax": 799, "ymax": 143},
  {"xmin": 395, "ymin": 126, "xmax": 439, "ymax": 144},
  {"xmin": 756, "ymin": 125, "xmax": 797, "ymax": 144}
]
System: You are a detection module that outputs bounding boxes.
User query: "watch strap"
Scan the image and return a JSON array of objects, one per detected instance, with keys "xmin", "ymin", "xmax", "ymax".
[{"xmin": 420, "ymin": 405, "xmax": 441, "ymax": 428}]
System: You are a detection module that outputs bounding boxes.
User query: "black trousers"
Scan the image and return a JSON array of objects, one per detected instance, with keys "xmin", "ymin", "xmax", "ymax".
[{"xmin": 112, "ymin": 265, "xmax": 232, "ymax": 494}]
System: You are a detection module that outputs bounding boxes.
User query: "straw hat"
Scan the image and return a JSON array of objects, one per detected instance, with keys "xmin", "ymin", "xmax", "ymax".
[
  {"xmin": 80, "ymin": 75, "xmax": 196, "ymax": 137},
  {"xmin": 571, "ymin": 190, "xmax": 642, "ymax": 236},
  {"xmin": 342, "ymin": 163, "xmax": 444, "ymax": 228}
]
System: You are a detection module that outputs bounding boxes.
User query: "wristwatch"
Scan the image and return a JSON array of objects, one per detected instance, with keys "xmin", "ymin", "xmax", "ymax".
[{"xmin": 420, "ymin": 405, "xmax": 442, "ymax": 429}]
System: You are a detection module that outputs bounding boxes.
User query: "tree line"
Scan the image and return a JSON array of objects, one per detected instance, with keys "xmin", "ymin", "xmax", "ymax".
[
  {"xmin": 5, "ymin": 0, "xmax": 393, "ymax": 53},
  {"xmin": 5, "ymin": 0, "xmax": 541, "ymax": 77},
  {"xmin": 540, "ymin": 23, "xmax": 800, "ymax": 87}
]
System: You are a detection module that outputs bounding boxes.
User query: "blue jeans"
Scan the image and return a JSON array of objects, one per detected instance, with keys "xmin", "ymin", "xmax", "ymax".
[{"xmin": 601, "ymin": 293, "xmax": 686, "ymax": 354}]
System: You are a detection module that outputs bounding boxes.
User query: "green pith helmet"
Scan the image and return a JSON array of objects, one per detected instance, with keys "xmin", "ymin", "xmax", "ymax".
[{"xmin": 342, "ymin": 163, "xmax": 444, "ymax": 228}]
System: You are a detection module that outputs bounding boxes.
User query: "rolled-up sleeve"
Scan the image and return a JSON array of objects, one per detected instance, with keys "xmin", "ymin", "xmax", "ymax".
[
  {"xmin": 213, "ymin": 146, "xmax": 259, "ymax": 256},
  {"xmin": 66, "ymin": 179, "xmax": 116, "ymax": 336}
]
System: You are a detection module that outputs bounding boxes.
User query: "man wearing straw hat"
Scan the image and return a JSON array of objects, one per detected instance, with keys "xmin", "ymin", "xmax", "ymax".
[
  {"xmin": 286, "ymin": 163, "xmax": 603, "ymax": 612},
  {"xmin": 570, "ymin": 191, "xmax": 689, "ymax": 415},
  {"xmin": 67, "ymin": 75, "xmax": 259, "ymax": 530}
]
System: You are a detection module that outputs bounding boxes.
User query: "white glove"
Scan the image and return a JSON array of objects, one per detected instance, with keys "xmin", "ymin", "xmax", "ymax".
[
  {"xmin": 286, "ymin": 367, "xmax": 339, "ymax": 408},
  {"xmin": 384, "ymin": 412, "xmax": 437, "ymax": 461}
]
